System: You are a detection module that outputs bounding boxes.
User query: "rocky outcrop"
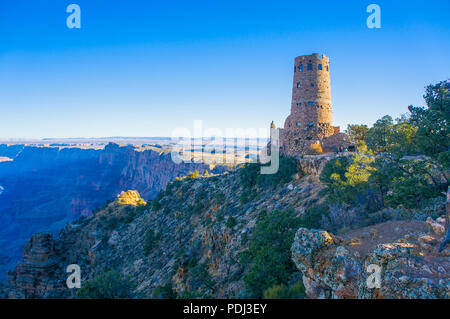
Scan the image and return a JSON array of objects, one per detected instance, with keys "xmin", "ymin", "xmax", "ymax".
[
  {"xmin": 296, "ymin": 153, "xmax": 352, "ymax": 177},
  {"xmin": 5, "ymin": 233, "xmax": 63, "ymax": 298},
  {"xmin": 291, "ymin": 223, "xmax": 450, "ymax": 299},
  {"xmin": 291, "ymin": 229, "xmax": 362, "ymax": 298}
]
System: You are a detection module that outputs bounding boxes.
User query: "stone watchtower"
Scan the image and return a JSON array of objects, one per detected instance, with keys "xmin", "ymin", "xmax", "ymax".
[
  {"xmin": 274, "ymin": 53, "xmax": 351, "ymax": 156},
  {"xmin": 284, "ymin": 53, "xmax": 334, "ymax": 134}
]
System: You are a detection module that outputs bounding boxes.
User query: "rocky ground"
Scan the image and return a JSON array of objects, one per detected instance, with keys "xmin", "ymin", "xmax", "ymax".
[{"xmin": 1, "ymin": 156, "xmax": 448, "ymax": 299}]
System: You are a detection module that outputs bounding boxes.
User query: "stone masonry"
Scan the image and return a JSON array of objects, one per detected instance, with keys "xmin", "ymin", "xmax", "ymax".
[{"xmin": 271, "ymin": 54, "xmax": 352, "ymax": 157}]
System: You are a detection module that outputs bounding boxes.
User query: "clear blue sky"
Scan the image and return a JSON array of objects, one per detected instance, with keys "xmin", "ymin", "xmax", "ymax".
[{"xmin": 0, "ymin": 0, "xmax": 449, "ymax": 138}]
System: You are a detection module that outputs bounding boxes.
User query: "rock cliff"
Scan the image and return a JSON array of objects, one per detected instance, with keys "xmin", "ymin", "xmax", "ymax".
[
  {"xmin": 291, "ymin": 218, "xmax": 450, "ymax": 299},
  {"xmin": 0, "ymin": 143, "xmax": 225, "ymax": 282},
  {"xmin": 5, "ymin": 233, "xmax": 63, "ymax": 298},
  {"xmin": 1, "ymin": 157, "xmax": 448, "ymax": 299}
]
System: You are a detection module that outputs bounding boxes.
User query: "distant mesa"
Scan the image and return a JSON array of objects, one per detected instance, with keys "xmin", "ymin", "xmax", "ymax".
[
  {"xmin": 116, "ymin": 190, "xmax": 147, "ymax": 207},
  {"xmin": 0, "ymin": 157, "xmax": 13, "ymax": 163}
]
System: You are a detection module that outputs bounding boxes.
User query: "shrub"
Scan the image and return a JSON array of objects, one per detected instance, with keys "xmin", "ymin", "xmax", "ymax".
[
  {"xmin": 105, "ymin": 217, "xmax": 120, "ymax": 230},
  {"xmin": 188, "ymin": 257, "xmax": 198, "ymax": 269},
  {"xmin": 187, "ymin": 170, "xmax": 200, "ymax": 180},
  {"xmin": 319, "ymin": 150, "xmax": 378, "ymax": 206},
  {"xmin": 152, "ymin": 194, "xmax": 163, "ymax": 211},
  {"xmin": 225, "ymin": 216, "xmax": 237, "ymax": 228},
  {"xmin": 258, "ymin": 157, "xmax": 298, "ymax": 188},
  {"xmin": 386, "ymin": 172, "xmax": 443, "ymax": 208},
  {"xmin": 240, "ymin": 189, "xmax": 255, "ymax": 205},
  {"xmin": 166, "ymin": 179, "xmax": 182, "ymax": 192},
  {"xmin": 152, "ymin": 200, "xmax": 162, "ymax": 211},
  {"xmin": 152, "ymin": 282, "xmax": 177, "ymax": 299},
  {"xmin": 215, "ymin": 210, "xmax": 225, "ymax": 222},
  {"xmin": 194, "ymin": 188, "xmax": 208, "ymax": 202},
  {"xmin": 239, "ymin": 163, "xmax": 260, "ymax": 190},
  {"xmin": 143, "ymin": 229, "xmax": 162, "ymax": 256},
  {"xmin": 77, "ymin": 270, "xmax": 135, "ymax": 299},
  {"xmin": 187, "ymin": 262, "xmax": 215, "ymax": 291},
  {"xmin": 215, "ymin": 192, "xmax": 226, "ymax": 205},
  {"xmin": 124, "ymin": 209, "xmax": 136, "ymax": 224},
  {"xmin": 302, "ymin": 206, "xmax": 329, "ymax": 229},
  {"xmin": 192, "ymin": 202, "xmax": 205, "ymax": 214},
  {"xmin": 263, "ymin": 281, "xmax": 305, "ymax": 299},
  {"xmin": 239, "ymin": 157, "xmax": 297, "ymax": 190}
]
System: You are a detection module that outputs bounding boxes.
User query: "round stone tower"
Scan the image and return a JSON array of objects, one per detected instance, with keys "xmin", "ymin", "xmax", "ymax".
[{"xmin": 284, "ymin": 53, "xmax": 333, "ymax": 135}]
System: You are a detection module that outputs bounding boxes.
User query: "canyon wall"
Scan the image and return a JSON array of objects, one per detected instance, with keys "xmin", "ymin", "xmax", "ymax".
[{"xmin": 0, "ymin": 143, "xmax": 224, "ymax": 282}]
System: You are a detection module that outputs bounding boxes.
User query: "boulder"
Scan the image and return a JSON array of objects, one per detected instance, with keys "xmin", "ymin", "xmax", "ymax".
[{"xmin": 291, "ymin": 227, "xmax": 450, "ymax": 299}]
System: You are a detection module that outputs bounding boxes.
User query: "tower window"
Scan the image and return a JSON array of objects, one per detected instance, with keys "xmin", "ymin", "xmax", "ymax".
[
  {"xmin": 308, "ymin": 101, "xmax": 314, "ymax": 106},
  {"xmin": 299, "ymin": 64, "xmax": 303, "ymax": 71},
  {"xmin": 308, "ymin": 121, "xmax": 314, "ymax": 127},
  {"xmin": 326, "ymin": 65, "xmax": 329, "ymax": 71},
  {"xmin": 297, "ymin": 82, "xmax": 301, "ymax": 88},
  {"xmin": 311, "ymin": 83, "xmax": 315, "ymax": 87},
  {"xmin": 318, "ymin": 64, "xmax": 323, "ymax": 70},
  {"xmin": 307, "ymin": 63, "xmax": 313, "ymax": 71},
  {"xmin": 296, "ymin": 122, "xmax": 301, "ymax": 127}
]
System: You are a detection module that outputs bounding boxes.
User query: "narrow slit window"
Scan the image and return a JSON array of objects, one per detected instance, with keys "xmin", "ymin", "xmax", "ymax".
[
  {"xmin": 318, "ymin": 64, "xmax": 323, "ymax": 70},
  {"xmin": 297, "ymin": 82, "xmax": 301, "ymax": 88},
  {"xmin": 307, "ymin": 63, "xmax": 313, "ymax": 71},
  {"xmin": 299, "ymin": 64, "xmax": 303, "ymax": 71}
]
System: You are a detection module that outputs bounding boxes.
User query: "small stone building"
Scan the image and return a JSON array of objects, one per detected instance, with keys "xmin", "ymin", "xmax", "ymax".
[{"xmin": 271, "ymin": 54, "xmax": 352, "ymax": 157}]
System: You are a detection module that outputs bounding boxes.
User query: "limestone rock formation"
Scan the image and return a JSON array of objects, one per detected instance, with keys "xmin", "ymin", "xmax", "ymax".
[
  {"xmin": 291, "ymin": 228, "xmax": 361, "ymax": 298},
  {"xmin": 5, "ymin": 233, "xmax": 63, "ymax": 298},
  {"xmin": 291, "ymin": 224, "xmax": 450, "ymax": 299}
]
